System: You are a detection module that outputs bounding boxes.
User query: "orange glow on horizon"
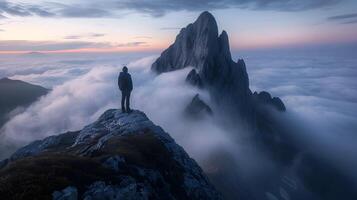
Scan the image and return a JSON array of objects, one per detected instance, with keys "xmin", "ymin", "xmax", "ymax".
[
  {"xmin": 0, "ymin": 36, "xmax": 355, "ymax": 55},
  {"xmin": 0, "ymin": 45, "xmax": 167, "ymax": 54}
]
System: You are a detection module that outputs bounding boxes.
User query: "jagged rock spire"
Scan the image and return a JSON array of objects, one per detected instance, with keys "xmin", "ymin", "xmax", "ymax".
[
  {"xmin": 149, "ymin": 11, "xmax": 295, "ymax": 181},
  {"xmin": 151, "ymin": 11, "xmax": 285, "ymax": 126},
  {"xmin": 151, "ymin": 12, "xmax": 239, "ymax": 78},
  {"xmin": 151, "ymin": 11, "xmax": 253, "ymax": 119},
  {"xmin": 152, "ymin": 11, "xmax": 248, "ymax": 89},
  {"xmin": 151, "ymin": 11, "xmax": 220, "ymax": 73}
]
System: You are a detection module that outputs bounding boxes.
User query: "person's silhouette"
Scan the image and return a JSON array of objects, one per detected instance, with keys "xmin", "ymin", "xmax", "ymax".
[{"xmin": 118, "ymin": 66, "xmax": 133, "ymax": 113}]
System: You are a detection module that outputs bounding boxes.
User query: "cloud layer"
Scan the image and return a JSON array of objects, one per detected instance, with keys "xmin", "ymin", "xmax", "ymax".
[
  {"xmin": 0, "ymin": 49, "xmax": 356, "ymax": 198},
  {"xmin": 0, "ymin": 0, "xmax": 345, "ymax": 19},
  {"xmin": 0, "ymin": 40, "xmax": 147, "ymax": 52},
  {"xmin": 0, "ymin": 54, "xmax": 232, "ymax": 164},
  {"xmin": 64, "ymin": 33, "xmax": 106, "ymax": 40},
  {"xmin": 239, "ymin": 49, "xmax": 357, "ymax": 176},
  {"xmin": 115, "ymin": 0, "xmax": 341, "ymax": 17},
  {"xmin": 328, "ymin": 12, "xmax": 357, "ymax": 24}
]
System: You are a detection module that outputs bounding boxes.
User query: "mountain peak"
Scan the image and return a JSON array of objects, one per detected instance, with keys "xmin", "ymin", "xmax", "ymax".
[
  {"xmin": 218, "ymin": 30, "xmax": 231, "ymax": 59},
  {"xmin": 151, "ymin": 11, "xmax": 252, "ymax": 117},
  {"xmin": 151, "ymin": 12, "xmax": 222, "ymax": 73},
  {"xmin": 151, "ymin": 11, "xmax": 288, "ymax": 152},
  {"xmin": 197, "ymin": 11, "xmax": 215, "ymax": 21},
  {"xmin": 195, "ymin": 11, "xmax": 218, "ymax": 32}
]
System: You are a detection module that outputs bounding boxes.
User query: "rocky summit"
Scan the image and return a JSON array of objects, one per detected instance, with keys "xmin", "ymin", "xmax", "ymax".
[
  {"xmin": 151, "ymin": 11, "xmax": 294, "ymax": 163},
  {"xmin": 0, "ymin": 109, "xmax": 222, "ymax": 200},
  {"xmin": 151, "ymin": 12, "xmax": 252, "ymax": 117},
  {"xmin": 151, "ymin": 11, "xmax": 285, "ymax": 121}
]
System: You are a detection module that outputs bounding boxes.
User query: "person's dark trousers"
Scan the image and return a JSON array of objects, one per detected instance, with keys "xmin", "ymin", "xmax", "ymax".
[{"xmin": 121, "ymin": 90, "xmax": 131, "ymax": 112}]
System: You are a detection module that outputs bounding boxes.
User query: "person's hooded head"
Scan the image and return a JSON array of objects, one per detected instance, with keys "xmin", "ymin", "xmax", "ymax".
[{"xmin": 122, "ymin": 66, "xmax": 128, "ymax": 73}]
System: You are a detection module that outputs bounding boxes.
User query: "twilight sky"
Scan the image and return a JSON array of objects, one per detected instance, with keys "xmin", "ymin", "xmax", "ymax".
[{"xmin": 0, "ymin": 0, "xmax": 357, "ymax": 53}]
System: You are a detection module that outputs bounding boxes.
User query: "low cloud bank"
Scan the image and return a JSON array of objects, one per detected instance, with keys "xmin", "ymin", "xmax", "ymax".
[
  {"xmin": 0, "ymin": 66, "xmax": 118, "ymax": 151},
  {"xmin": 244, "ymin": 50, "xmax": 357, "ymax": 184},
  {"xmin": 0, "ymin": 51, "xmax": 356, "ymax": 198},
  {"xmin": 0, "ymin": 55, "xmax": 236, "ymax": 164}
]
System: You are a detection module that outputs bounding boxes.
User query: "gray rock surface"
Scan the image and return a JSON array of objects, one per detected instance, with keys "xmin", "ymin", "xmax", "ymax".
[
  {"xmin": 152, "ymin": 11, "xmax": 219, "ymax": 74},
  {"xmin": 10, "ymin": 131, "xmax": 79, "ymax": 161},
  {"xmin": 0, "ymin": 109, "xmax": 222, "ymax": 200}
]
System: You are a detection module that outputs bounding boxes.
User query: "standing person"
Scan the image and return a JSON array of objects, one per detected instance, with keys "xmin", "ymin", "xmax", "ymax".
[{"xmin": 118, "ymin": 66, "xmax": 133, "ymax": 113}]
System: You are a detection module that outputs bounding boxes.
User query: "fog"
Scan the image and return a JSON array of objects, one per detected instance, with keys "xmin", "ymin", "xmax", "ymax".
[
  {"xmin": 0, "ymin": 49, "xmax": 356, "ymax": 199},
  {"xmin": 240, "ymin": 50, "xmax": 357, "ymax": 175},
  {"xmin": 0, "ymin": 53, "xmax": 237, "ymax": 164}
]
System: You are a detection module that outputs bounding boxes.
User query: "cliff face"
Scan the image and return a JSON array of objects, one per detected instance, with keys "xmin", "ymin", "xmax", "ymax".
[
  {"xmin": 152, "ymin": 12, "xmax": 253, "ymax": 121},
  {"xmin": 0, "ymin": 109, "xmax": 222, "ymax": 200},
  {"xmin": 152, "ymin": 11, "xmax": 219, "ymax": 74},
  {"xmin": 151, "ymin": 12, "xmax": 285, "ymax": 123},
  {"xmin": 151, "ymin": 11, "xmax": 293, "ymax": 163}
]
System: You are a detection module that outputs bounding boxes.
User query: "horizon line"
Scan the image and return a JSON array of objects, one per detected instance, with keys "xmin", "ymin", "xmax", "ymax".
[{"xmin": 1, "ymin": 41, "xmax": 356, "ymax": 55}]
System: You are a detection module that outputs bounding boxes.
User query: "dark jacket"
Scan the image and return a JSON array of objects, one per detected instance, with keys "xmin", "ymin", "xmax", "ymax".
[{"xmin": 118, "ymin": 72, "xmax": 133, "ymax": 92}]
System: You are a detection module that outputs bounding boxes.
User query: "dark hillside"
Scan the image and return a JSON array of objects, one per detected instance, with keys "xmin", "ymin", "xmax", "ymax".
[{"xmin": 0, "ymin": 77, "xmax": 49, "ymax": 127}]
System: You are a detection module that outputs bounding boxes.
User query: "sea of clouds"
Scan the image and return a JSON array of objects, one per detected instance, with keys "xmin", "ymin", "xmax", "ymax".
[
  {"xmin": 0, "ymin": 52, "xmax": 236, "ymax": 163},
  {"xmin": 0, "ymin": 49, "xmax": 356, "ymax": 199},
  {"xmin": 238, "ymin": 50, "xmax": 357, "ymax": 181}
]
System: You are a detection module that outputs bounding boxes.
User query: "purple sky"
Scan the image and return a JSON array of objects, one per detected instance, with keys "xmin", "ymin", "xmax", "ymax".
[{"xmin": 0, "ymin": 0, "xmax": 357, "ymax": 53}]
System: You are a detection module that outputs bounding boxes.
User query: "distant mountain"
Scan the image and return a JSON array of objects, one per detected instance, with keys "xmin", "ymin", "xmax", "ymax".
[
  {"xmin": 0, "ymin": 77, "xmax": 49, "ymax": 127},
  {"xmin": 0, "ymin": 109, "xmax": 222, "ymax": 199},
  {"xmin": 20, "ymin": 52, "xmax": 48, "ymax": 58}
]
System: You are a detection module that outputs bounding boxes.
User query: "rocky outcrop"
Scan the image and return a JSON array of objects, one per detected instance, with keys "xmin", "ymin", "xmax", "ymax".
[
  {"xmin": 185, "ymin": 94, "xmax": 212, "ymax": 118},
  {"xmin": 0, "ymin": 109, "xmax": 222, "ymax": 200},
  {"xmin": 253, "ymin": 91, "xmax": 286, "ymax": 111}
]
